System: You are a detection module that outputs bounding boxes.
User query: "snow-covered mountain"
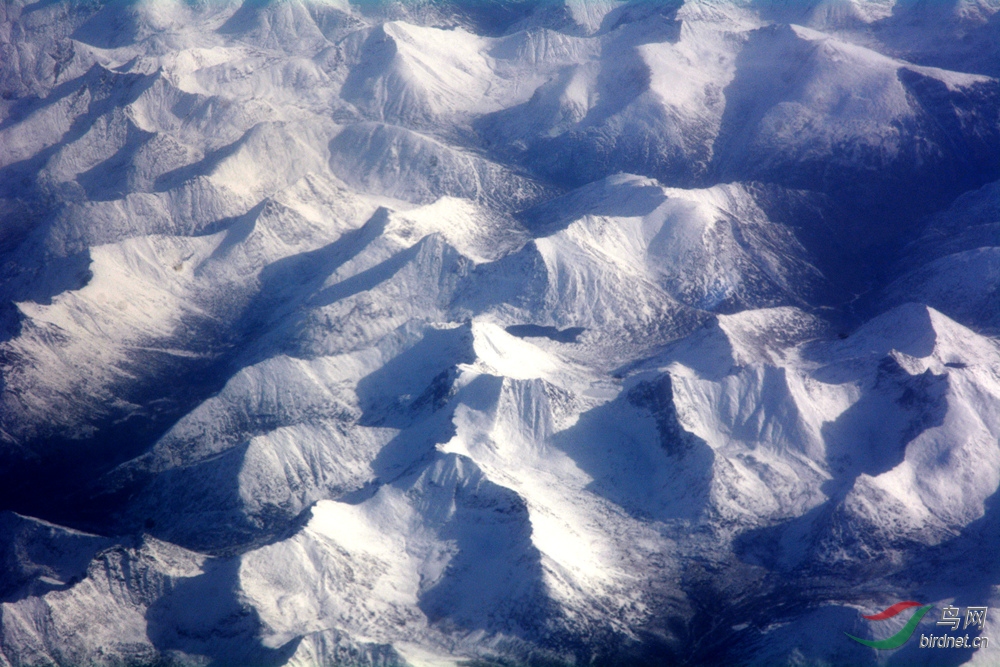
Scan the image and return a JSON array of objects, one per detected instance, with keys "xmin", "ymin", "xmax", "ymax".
[{"xmin": 1, "ymin": 1, "xmax": 1000, "ymax": 665}]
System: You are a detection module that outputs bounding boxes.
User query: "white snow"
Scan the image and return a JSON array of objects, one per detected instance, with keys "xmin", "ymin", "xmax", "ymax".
[{"xmin": 2, "ymin": 1, "xmax": 1000, "ymax": 665}]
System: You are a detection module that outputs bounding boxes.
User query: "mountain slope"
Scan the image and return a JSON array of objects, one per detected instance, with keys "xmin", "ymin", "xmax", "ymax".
[{"xmin": 2, "ymin": 0, "xmax": 1000, "ymax": 665}]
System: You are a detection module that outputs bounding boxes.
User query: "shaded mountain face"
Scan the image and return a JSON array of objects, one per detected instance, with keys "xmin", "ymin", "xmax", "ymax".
[{"xmin": 1, "ymin": 1, "xmax": 1000, "ymax": 665}]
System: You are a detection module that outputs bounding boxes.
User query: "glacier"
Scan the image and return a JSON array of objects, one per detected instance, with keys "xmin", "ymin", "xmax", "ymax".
[{"xmin": 1, "ymin": 0, "xmax": 1000, "ymax": 665}]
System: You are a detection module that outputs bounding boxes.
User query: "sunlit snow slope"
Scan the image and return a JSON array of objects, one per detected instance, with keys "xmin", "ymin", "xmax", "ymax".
[{"xmin": 2, "ymin": 1, "xmax": 1000, "ymax": 665}]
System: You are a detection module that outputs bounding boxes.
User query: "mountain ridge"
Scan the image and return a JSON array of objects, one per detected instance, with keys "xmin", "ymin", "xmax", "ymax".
[{"xmin": 1, "ymin": 1, "xmax": 1000, "ymax": 665}]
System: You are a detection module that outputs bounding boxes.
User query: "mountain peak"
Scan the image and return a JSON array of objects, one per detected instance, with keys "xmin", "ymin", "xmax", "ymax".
[{"xmin": 3, "ymin": 1, "xmax": 1000, "ymax": 665}]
